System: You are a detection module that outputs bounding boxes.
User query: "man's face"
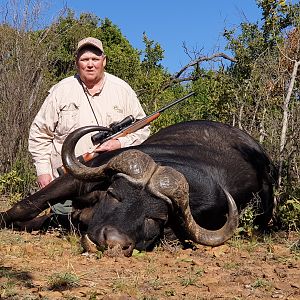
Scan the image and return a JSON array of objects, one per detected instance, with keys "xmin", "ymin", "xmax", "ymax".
[{"xmin": 76, "ymin": 47, "xmax": 106, "ymax": 85}]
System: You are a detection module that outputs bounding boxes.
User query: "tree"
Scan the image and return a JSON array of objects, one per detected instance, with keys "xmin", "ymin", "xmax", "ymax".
[
  {"xmin": 0, "ymin": 1, "xmax": 61, "ymax": 174},
  {"xmin": 277, "ymin": 27, "xmax": 300, "ymax": 189},
  {"xmin": 223, "ymin": 0, "xmax": 300, "ymax": 219}
]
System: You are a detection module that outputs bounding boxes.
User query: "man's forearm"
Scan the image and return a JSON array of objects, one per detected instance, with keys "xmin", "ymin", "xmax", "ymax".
[{"xmin": 117, "ymin": 125, "xmax": 150, "ymax": 148}]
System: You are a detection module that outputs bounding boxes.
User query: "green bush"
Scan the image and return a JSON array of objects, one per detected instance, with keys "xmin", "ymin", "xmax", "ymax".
[
  {"xmin": 0, "ymin": 170, "xmax": 24, "ymax": 195},
  {"xmin": 236, "ymin": 203, "xmax": 259, "ymax": 238},
  {"xmin": 277, "ymin": 198, "xmax": 300, "ymax": 231},
  {"xmin": 0, "ymin": 159, "xmax": 36, "ymax": 205}
]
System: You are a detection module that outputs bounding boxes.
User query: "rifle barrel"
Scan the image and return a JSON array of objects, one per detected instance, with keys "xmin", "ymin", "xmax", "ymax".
[
  {"xmin": 99, "ymin": 91, "xmax": 195, "ymax": 143},
  {"xmin": 158, "ymin": 91, "xmax": 195, "ymax": 113}
]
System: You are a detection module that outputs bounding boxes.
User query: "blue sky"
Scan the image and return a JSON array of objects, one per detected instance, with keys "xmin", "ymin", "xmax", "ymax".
[
  {"xmin": 40, "ymin": 0, "xmax": 265, "ymax": 73},
  {"xmin": 4, "ymin": 0, "xmax": 265, "ymax": 72}
]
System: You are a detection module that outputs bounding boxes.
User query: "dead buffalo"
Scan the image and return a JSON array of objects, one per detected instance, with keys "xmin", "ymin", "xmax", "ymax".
[{"xmin": 0, "ymin": 120, "xmax": 277, "ymax": 256}]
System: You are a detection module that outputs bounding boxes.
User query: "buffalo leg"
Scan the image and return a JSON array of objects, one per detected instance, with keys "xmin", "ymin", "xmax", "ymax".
[{"xmin": 0, "ymin": 174, "xmax": 80, "ymax": 228}]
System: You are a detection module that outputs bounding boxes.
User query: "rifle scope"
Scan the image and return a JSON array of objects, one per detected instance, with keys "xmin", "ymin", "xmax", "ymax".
[{"xmin": 91, "ymin": 115, "xmax": 135, "ymax": 145}]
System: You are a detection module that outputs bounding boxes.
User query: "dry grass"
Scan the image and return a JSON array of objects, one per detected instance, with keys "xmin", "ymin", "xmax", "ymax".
[{"xmin": 0, "ymin": 228, "xmax": 298, "ymax": 299}]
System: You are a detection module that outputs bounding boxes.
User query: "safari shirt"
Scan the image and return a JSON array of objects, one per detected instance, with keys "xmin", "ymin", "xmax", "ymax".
[{"xmin": 28, "ymin": 73, "xmax": 150, "ymax": 178}]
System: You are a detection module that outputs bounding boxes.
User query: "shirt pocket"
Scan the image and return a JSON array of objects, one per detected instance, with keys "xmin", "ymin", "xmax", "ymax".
[
  {"xmin": 106, "ymin": 107, "xmax": 126, "ymax": 126},
  {"xmin": 57, "ymin": 103, "xmax": 79, "ymax": 135}
]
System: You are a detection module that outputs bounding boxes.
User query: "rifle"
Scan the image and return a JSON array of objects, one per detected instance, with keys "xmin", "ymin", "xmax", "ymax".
[{"xmin": 57, "ymin": 91, "xmax": 195, "ymax": 175}]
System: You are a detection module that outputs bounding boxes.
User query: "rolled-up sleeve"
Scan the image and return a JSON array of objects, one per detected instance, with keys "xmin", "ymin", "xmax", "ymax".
[{"xmin": 28, "ymin": 91, "xmax": 58, "ymax": 176}]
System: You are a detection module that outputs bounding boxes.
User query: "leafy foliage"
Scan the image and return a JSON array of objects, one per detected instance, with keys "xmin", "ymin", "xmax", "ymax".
[
  {"xmin": 0, "ymin": 0, "xmax": 299, "ymax": 233},
  {"xmin": 0, "ymin": 160, "xmax": 36, "ymax": 205},
  {"xmin": 276, "ymin": 198, "xmax": 300, "ymax": 231}
]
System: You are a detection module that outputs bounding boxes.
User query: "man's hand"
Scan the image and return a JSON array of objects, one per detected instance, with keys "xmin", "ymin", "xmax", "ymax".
[
  {"xmin": 37, "ymin": 174, "xmax": 53, "ymax": 189},
  {"xmin": 94, "ymin": 139, "xmax": 121, "ymax": 152}
]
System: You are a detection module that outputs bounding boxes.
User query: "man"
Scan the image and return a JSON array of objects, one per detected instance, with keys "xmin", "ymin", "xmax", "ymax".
[{"xmin": 29, "ymin": 37, "xmax": 150, "ymax": 215}]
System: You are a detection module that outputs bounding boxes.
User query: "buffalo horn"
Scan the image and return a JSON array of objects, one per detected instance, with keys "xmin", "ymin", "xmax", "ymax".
[
  {"xmin": 148, "ymin": 166, "xmax": 239, "ymax": 246},
  {"xmin": 62, "ymin": 126, "xmax": 156, "ymax": 182},
  {"xmin": 62, "ymin": 126, "xmax": 111, "ymax": 180}
]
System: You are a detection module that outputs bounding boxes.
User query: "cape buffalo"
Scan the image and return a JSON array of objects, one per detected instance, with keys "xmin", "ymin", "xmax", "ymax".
[{"xmin": 0, "ymin": 120, "xmax": 277, "ymax": 256}]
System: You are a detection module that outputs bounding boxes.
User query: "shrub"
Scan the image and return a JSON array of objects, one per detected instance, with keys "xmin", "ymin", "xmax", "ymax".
[
  {"xmin": 0, "ymin": 159, "xmax": 36, "ymax": 205},
  {"xmin": 276, "ymin": 198, "xmax": 300, "ymax": 231}
]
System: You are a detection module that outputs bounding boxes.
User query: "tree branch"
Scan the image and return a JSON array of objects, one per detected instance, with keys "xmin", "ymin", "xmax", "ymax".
[{"xmin": 161, "ymin": 52, "xmax": 237, "ymax": 91}]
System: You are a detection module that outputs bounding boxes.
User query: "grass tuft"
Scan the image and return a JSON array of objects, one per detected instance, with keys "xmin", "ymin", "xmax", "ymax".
[{"xmin": 48, "ymin": 272, "xmax": 79, "ymax": 290}]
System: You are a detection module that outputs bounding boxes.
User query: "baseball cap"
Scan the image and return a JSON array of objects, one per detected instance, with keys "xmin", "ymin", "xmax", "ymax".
[{"xmin": 77, "ymin": 37, "xmax": 104, "ymax": 53}]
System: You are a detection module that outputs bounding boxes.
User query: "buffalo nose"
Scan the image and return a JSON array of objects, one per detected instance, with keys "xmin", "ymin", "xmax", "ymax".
[{"xmin": 100, "ymin": 226, "xmax": 135, "ymax": 257}]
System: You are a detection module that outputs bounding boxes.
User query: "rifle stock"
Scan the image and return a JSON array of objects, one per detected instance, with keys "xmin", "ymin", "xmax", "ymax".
[
  {"xmin": 57, "ymin": 91, "xmax": 195, "ymax": 176},
  {"xmin": 101, "ymin": 112, "xmax": 159, "ymax": 142}
]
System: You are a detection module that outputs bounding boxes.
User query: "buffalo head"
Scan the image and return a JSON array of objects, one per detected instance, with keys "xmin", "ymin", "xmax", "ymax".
[{"xmin": 62, "ymin": 126, "xmax": 239, "ymax": 257}]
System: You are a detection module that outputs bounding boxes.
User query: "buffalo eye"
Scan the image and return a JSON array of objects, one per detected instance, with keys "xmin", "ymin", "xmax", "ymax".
[
  {"xmin": 106, "ymin": 187, "xmax": 122, "ymax": 202},
  {"xmin": 144, "ymin": 218, "xmax": 156, "ymax": 228}
]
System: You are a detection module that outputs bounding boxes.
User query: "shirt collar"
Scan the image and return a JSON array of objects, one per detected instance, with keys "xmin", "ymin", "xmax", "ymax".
[{"xmin": 78, "ymin": 73, "xmax": 106, "ymax": 96}]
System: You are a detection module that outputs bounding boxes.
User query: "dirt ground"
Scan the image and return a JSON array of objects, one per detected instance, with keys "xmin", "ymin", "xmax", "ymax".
[{"xmin": 0, "ymin": 198, "xmax": 299, "ymax": 300}]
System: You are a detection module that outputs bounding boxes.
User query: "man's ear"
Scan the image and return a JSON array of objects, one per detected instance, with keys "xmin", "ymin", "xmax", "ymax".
[
  {"xmin": 75, "ymin": 58, "xmax": 79, "ymax": 69},
  {"xmin": 103, "ymin": 55, "xmax": 107, "ymax": 68}
]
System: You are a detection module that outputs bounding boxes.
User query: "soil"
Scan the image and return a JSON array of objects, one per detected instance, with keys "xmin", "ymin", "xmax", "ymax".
[{"xmin": 0, "ymin": 201, "xmax": 299, "ymax": 300}]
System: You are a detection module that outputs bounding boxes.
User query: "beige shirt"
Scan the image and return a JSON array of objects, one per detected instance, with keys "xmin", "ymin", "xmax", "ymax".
[{"xmin": 28, "ymin": 73, "xmax": 150, "ymax": 178}]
